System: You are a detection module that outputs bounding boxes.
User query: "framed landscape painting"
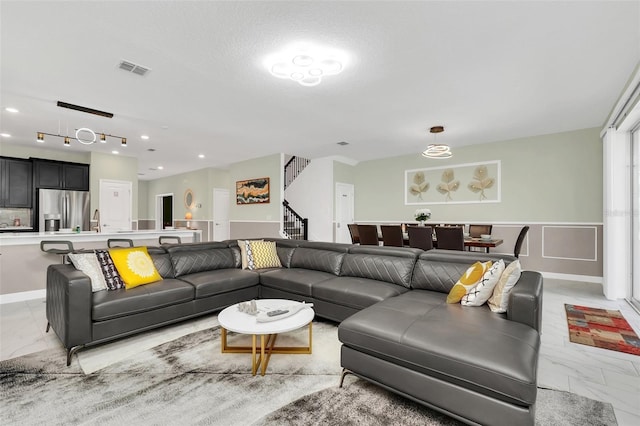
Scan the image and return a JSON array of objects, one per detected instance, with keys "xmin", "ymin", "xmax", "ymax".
[{"xmin": 236, "ymin": 177, "xmax": 270, "ymax": 204}]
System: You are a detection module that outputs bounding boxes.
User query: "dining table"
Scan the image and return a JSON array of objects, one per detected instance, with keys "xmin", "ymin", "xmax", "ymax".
[{"xmin": 379, "ymin": 232, "xmax": 503, "ymax": 253}]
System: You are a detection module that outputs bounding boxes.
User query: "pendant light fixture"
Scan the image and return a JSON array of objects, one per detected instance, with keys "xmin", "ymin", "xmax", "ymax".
[
  {"xmin": 35, "ymin": 128, "xmax": 128, "ymax": 147},
  {"xmin": 422, "ymin": 126, "xmax": 452, "ymax": 159}
]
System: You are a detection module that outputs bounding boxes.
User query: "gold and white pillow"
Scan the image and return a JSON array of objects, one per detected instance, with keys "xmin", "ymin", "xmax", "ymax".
[
  {"xmin": 461, "ymin": 259, "xmax": 505, "ymax": 306},
  {"xmin": 488, "ymin": 260, "xmax": 522, "ymax": 313},
  {"xmin": 109, "ymin": 247, "xmax": 163, "ymax": 289},
  {"xmin": 446, "ymin": 261, "xmax": 492, "ymax": 304},
  {"xmin": 248, "ymin": 240, "xmax": 282, "ymax": 270}
]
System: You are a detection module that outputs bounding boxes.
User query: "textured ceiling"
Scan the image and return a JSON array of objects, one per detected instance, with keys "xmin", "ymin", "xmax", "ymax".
[{"xmin": 1, "ymin": 1, "xmax": 639, "ymax": 180}]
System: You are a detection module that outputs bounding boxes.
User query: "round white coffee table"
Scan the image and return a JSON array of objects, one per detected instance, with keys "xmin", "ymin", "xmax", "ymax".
[{"xmin": 218, "ymin": 299, "xmax": 315, "ymax": 376}]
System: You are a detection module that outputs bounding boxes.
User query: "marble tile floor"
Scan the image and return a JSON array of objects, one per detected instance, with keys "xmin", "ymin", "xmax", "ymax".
[{"xmin": 1, "ymin": 279, "xmax": 639, "ymax": 425}]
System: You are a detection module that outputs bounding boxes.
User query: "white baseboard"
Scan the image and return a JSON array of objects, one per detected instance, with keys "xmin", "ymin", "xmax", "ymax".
[
  {"xmin": 541, "ymin": 272, "xmax": 603, "ymax": 284},
  {"xmin": 0, "ymin": 289, "xmax": 46, "ymax": 304}
]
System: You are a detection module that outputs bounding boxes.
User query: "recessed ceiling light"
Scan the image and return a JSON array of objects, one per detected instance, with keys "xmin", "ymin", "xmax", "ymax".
[
  {"xmin": 5, "ymin": 107, "xmax": 19, "ymax": 113},
  {"xmin": 0, "ymin": 133, "xmax": 11, "ymax": 138},
  {"xmin": 157, "ymin": 166, "xmax": 164, "ymax": 170},
  {"xmin": 112, "ymin": 150, "xmax": 119, "ymax": 154},
  {"xmin": 141, "ymin": 135, "xmax": 149, "ymax": 140},
  {"xmin": 198, "ymin": 154, "xmax": 205, "ymax": 158}
]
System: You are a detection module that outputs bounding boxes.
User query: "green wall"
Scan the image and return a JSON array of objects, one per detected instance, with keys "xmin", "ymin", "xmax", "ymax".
[
  {"xmin": 333, "ymin": 160, "xmax": 355, "ymax": 185},
  {"xmin": 89, "ymin": 152, "xmax": 139, "ymax": 218},
  {"xmin": 229, "ymin": 154, "xmax": 282, "ymax": 221},
  {"xmin": 0, "ymin": 142, "xmax": 90, "ymax": 163},
  {"xmin": 354, "ymin": 127, "xmax": 603, "ymax": 223}
]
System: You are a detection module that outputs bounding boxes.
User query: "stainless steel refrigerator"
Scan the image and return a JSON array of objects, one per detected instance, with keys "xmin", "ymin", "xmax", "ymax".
[{"xmin": 38, "ymin": 189, "xmax": 90, "ymax": 231}]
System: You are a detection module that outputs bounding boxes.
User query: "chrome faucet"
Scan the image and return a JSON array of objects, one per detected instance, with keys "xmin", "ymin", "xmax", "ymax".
[{"xmin": 92, "ymin": 209, "xmax": 101, "ymax": 233}]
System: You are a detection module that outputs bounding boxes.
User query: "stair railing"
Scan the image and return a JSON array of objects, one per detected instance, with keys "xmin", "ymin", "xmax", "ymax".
[
  {"xmin": 282, "ymin": 200, "xmax": 308, "ymax": 240},
  {"xmin": 284, "ymin": 156, "xmax": 311, "ymax": 190}
]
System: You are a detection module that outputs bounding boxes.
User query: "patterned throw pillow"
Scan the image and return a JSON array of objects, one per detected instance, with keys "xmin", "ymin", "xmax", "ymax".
[
  {"xmin": 248, "ymin": 240, "xmax": 282, "ymax": 270},
  {"xmin": 109, "ymin": 247, "xmax": 163, "ymax": 289},
  {"xmin": 488, "ymin": 259, "xmax": 522, "ymax": 313},
  {"xmin": 95, "ymin": 249, "xmax": 126, "ymax": 290},
  {"xmin": 461, "ymin": 259, "xmax": 505, "ymax": 306},
  {"xmin": 238, "ymin": 239, "xmax": 263, "ymax": 269},
  {"xmin": 446, "ymin": 261, "xmax": 492, "ymax": 304},
  {"xmin": 68, "ymin": 253, "xmax": 108, "ymax": 292}
]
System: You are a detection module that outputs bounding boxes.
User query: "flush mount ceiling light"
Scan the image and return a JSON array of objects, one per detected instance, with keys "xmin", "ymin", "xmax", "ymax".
[
  {"xmin": 422, "ymin": 126, "xmax": 452, "ymax": 159},
  {"xmin": 265, "ymin": 43, "xmax": 347, "ymax": 87}
]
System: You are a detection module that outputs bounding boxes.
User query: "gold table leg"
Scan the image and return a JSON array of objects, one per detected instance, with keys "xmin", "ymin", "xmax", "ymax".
[{"xmin": 220, "ymin": 323, "xmax": 313, "ymax": 376}]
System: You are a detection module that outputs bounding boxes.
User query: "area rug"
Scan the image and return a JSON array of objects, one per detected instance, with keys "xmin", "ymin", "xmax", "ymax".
[
  {"xmin": 1, "ymin": 320, "xmax": 617, "ymax": 425},
  {"xmin": 565, "ymin": 304, "xmax": 640, "ymax": 356}
]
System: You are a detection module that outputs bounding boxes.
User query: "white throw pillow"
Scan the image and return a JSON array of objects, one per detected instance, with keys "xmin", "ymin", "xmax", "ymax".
[
  {"xmin": 461, "ymin": 259, "xmax": 505, "ymax": 306},
  {"xmin": 488, "ymin": 260, "xmax": 522, "ymax": 313},
  {"xmin": 68, "ymin": 253, "xmax": 108, "ymax": 292}
]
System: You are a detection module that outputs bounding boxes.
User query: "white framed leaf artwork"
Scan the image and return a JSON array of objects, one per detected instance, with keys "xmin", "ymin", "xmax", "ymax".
[{"xmin": 405, "ymin": 161, "xmax": 501, "ymax": 205}]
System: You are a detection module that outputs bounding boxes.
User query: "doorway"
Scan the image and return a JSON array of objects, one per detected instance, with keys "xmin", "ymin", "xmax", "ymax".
[
  {"xmin": 155, "ymin": 193, "xmax": 174, "ymax": 230},
  {"xmin": 212, "ymin": 188, "xmax": 230, "ymax": 241},
  {"xmin": 99, "ymin": 179, "xmax": 132, "ymax": 232},
  {"xmin": 335, "ymin": 182, "xmax": 354, "ymax": 243}
]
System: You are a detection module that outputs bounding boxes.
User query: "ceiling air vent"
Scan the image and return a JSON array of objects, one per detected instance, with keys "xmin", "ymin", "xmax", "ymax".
[
  {"xmin": 337, "ymin": 141, "xmax": 349, "ymax": 146},
  {"xmin": 119, "ymin": 60, "xmax": 150, "ymax": 76}
]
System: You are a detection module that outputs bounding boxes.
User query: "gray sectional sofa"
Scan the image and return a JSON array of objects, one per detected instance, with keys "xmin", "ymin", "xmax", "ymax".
[{"xmin": 46, "ymin": 239, "xmax": 542, "ymax": 426}]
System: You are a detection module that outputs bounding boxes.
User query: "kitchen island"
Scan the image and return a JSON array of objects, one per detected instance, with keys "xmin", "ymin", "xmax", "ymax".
[{"xmin": 0, "ymin": 229, "xmax": 202, "ymax": 301}]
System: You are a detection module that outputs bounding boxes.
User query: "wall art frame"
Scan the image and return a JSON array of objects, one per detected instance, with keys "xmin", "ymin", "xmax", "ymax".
[
  {"xmin": 236, "ymin": 177, "xmax": 270, "ymax": 205},
  {"xmin": 405, "ymin": 160, "xmax": 501, "ymax": 205}
]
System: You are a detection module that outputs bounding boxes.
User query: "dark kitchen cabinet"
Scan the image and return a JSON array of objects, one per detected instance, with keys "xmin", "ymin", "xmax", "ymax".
[
  {"xmin": 0, "ymin": 157, "xmax": 33, "ymax": 208},
  {"xmin": 33, "ymin": 159, "xmax": 89, "ymax": 191}
]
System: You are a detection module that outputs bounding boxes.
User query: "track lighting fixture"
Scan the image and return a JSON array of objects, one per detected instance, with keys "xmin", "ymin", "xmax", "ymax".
[{"xmin": 35, "ymin": 128, "xmax": 128, "ymax": 147}]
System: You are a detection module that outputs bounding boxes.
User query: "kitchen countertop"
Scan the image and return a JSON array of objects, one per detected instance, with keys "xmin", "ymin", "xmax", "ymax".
[{"xmin": 0, "ymin": 229, "xmax": 202, "ymax": 246}]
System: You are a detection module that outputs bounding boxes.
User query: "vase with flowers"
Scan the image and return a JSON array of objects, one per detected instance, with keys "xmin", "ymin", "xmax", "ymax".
[{"xmin": 414, "ymin": 208, "xmax": 431, "ymax": 226}]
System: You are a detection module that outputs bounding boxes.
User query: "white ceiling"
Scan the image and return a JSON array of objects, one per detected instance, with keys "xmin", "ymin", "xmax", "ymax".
[{"xmin": 1, "ymin": 1, "xmax": 639, "ymax": 180}]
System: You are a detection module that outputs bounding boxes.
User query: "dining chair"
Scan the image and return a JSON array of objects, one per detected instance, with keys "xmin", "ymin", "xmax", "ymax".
[
  {"xmin": 514, "ymin": 225, "xmax": 530, "ymax": 258},
  {"xmin": 380, "ymin": 225, "xmax": 404, "ymax": 247},
  {"xmin": 356, "ymin": 224, "xmax": 380, "ymax": 246},
  {"xmin": 347, "ymin": 224, "xmax": 360, "ymax": 244},
  {"xmin": 407, "ymin": 226, "xmax": 433, "ymax": 250},
  {"xmin": 469, "ymin": 224, "xmax": 493, "ymax": 238},
  {"xmin": 434, "ymin": 226, "xmax": 465, "ymax": 251}
]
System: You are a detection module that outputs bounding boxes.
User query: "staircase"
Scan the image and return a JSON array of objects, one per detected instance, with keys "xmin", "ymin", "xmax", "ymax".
[{"xmin": 282, "ymin": 156, "xmax": 310, "ymax": 240}]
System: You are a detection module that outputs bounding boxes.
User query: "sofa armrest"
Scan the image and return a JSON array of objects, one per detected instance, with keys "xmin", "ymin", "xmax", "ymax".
[
  {"xmin": 507, "ymin": 270, "xmax": 543, "ymax": 332},
  {"xmin": 46, "ymin": 264, "xmax": 93, "ymax": 349}
]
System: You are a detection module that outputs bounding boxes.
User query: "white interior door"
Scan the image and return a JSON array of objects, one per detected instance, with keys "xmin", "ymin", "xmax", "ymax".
[
  {"xmin": 213, "ymin": 188, "xmax": 230, "ymax": 241},
  {"xmin": 335, "ymin": 182, "xmax": 354, "ymax": 243},
  {"xmin": 99, "ymin": 180, "xmax": 132, "ymax": 232}
]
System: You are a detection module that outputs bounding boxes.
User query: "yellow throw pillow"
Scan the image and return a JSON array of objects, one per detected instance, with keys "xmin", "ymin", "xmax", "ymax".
[
  {"xmin": 446, "ymin": 261, "xmax": 492, "ymax": 304},
  {"xmin": 109, "ymin": 246, "xmax": 163, "ymax": 289},
  {"xmin": 248, "ymin": 240, "xmax": 282, "ymax": 270}
]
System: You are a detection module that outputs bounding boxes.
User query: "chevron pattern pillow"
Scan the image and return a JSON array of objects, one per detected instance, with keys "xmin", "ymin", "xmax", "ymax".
[{"xmin": 248, "ymin": 240, "xmax": 282, "ymax": 270}]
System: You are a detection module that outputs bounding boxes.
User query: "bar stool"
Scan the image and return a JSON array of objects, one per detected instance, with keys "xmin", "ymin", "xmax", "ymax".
[
  {"xmin": 107, "ymin": 238, "xmax": 134, "ymax": 248},
  {"xmin": 40, "ymin": 240, "xmax": 75, "ymax": 264},
  {"xmin": 159, "ymin": 235, "xmax": 182, "ymax": 245}
]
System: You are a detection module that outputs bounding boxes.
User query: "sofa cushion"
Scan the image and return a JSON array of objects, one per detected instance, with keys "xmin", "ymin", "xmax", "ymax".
[
  {"xmin": 260, "ymin": 268, "xmax": 335, "ymax": 297},
  {"xmin": 462, "ymin": 259, "xmax": 505, "ymax": 306},
  {"xmin": 147, "ymin": 246, "xmax": 175, "ymax": 279},
  {"xmin": 341, "ymin": 246, "xmax": 421, "ymax": 288},
  {"xmin": 178, "ymin": 269, "xmax": 259, "ymax": 299},
  {"xmin": 488, "ymin": 259, "xmax": 523, "ymax": 313},
  {"xmin": 167, "ymin": 242, "xmax": 236, "ymax": 277},
  {"xmin": 411, "ymin": 250, "xmax": 516, "ymax": 293},
  {"xmin": 290, "ymin": 242, "xmax": 350, "ymax": 275},
  {"xmin": 313, "ymin": 277, "xmax": 408, "ymax": 310},
  {"xmin": 338, "ymin": 290, "xmax": 540, "ymax": 406},
  {"xmin": 92, "ymin": 278, "xmax": 194, "ymax": 321},
  {"xmin": 446, "ymin": 261, "xmax": 491, "ymax": 303}
]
